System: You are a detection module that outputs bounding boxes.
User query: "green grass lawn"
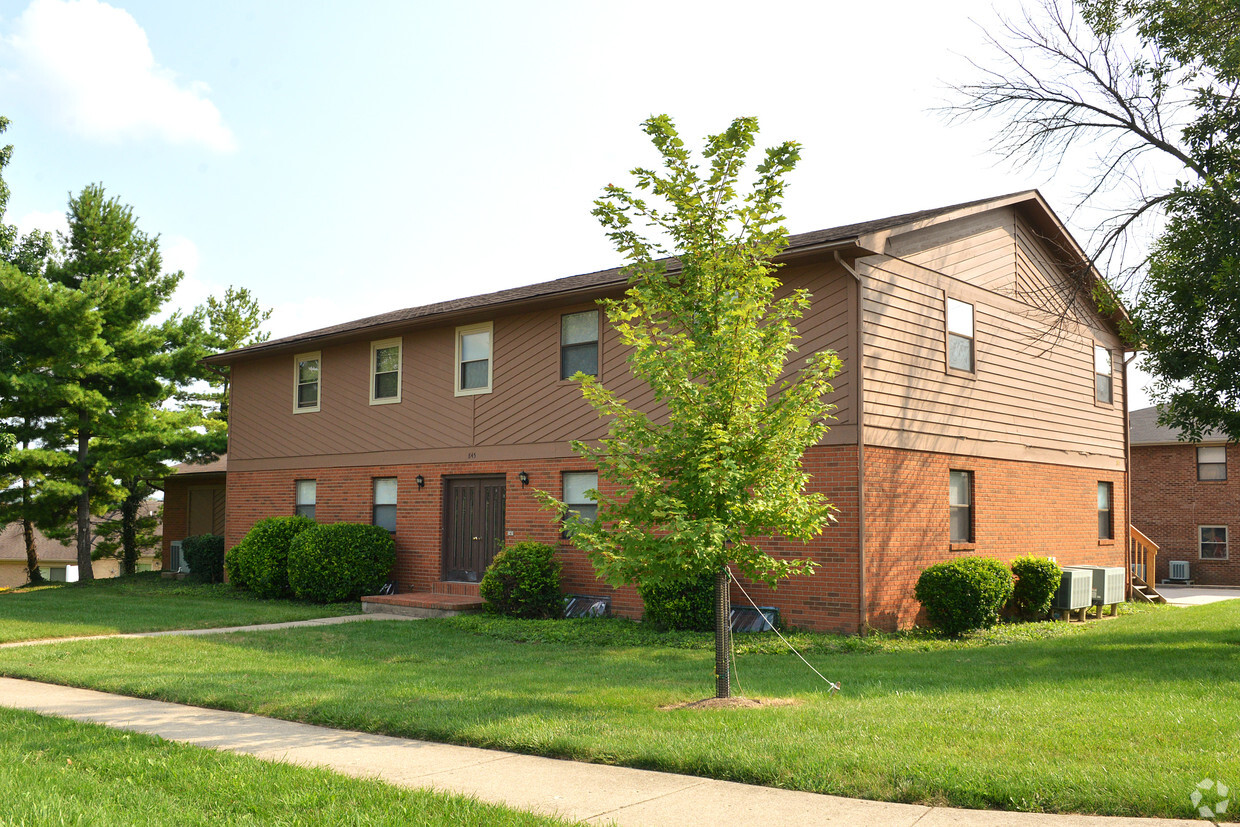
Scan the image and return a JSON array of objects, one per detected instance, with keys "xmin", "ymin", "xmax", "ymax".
[
  {"xmin": 0, "ymin": 706, "xmax": 573, "ymax": 826},
  {"xmin": 0, "ymin": 573, "xmax": 359, "ymax": 643},
  {"xmin": 0, "ymin": 601, "xmax": 1234, "ymax": 819}
]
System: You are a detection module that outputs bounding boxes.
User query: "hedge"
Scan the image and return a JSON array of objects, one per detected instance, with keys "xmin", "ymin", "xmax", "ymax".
[
  {"xmin": 1008, "ymin": 556, "xmax": 1062, "ymax": 620},
  {"xmin": 288, "ymin": 522, "xmax": 396, "ymax": 603},
  {"xmin": 181, "ymin": 534, "xmax": 225, "ymax": 584},
  {"xmin": 479, "ymin": 542, "xmax": 562, "ymax": 619},
  {"xmin": 637, "ymin": 570, "xmax": 715, "ymax": 632},
  {"xmin": 230, "ymin": 515, "xmax": 316, "ymax": 598},
  {"xmin": 914, "ymin": 557, "xmax": 1014, "ymax": 636}
]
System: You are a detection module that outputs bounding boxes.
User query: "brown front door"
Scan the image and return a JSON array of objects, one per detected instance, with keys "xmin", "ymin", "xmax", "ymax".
[{"xmin": 443, "ymin": 476, "xmax": 506, "ymax": 581}]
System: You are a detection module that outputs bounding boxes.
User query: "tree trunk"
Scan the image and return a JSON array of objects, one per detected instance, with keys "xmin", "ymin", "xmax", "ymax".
[
  {"xmin": 75, "ymin": 409, "xmax": 94, "ymax": 581},
  {"xmin": 21, "ymin": 479, "xmax": 42, "ymax": 586},
  {"xmin": 714, "ymin": 567, "xmax": 732, "ymax": 699},
  {"xmin": 119, "ymin": 483, "xmax": 141, "ymax": 575}
]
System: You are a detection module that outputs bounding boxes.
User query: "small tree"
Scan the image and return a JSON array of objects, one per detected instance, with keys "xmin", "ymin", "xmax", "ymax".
[{"xmin": 543, "ymin": 116, "xmax": 841, "ymax": 698}]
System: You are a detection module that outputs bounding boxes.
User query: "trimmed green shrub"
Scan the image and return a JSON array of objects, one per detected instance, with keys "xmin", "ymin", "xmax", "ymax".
[
  {"xmin": 224, "ymin": 541, "xmax": 248, "ymax": 589},
  {"xmin": 638, "ymin": 570, "xmax": 715, "ymax": 632},
  {"xmin": 287, "ymin": 523, "xmax": 396, "ymax": 603},
  {"xmin": 234, "ymin": 516, "xmax": 316, "ymax": 599},
  {"xmin": 479, "ymin": 542, "xmax": 562, "ymax": 619},
  {"xmin": 181, "ymin": 534, "xmax": 225, "ymax": 584},
  {"xmin": 1007, "ymin": 556, "xmax": 1062, "ymax": 620},
  {"xmin": 914, "ymin": 557, "xmax": 1014, "ymax": 636}
]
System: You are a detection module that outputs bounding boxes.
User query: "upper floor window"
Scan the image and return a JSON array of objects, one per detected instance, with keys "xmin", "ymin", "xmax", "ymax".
[
  {"xmin": 455, "ymin": 322, "xmax": 492, "ymax": 396},
  {"xmin": 946, "ymin": 298, "xmax": 974, "ymax": 372},
  {"xmin": 370, "ymin": 339, "xmax": 402, "ymax": 405},
  {"xmin": 949, "ymin": 469, "xmax": 973, "ymax": 543},
  {"xmin": 294, "ymin": 352, "xmax": 321, "ymax": 413},
  {"xmin": 295, "ymin": 480, "xmax": 316, "ymax": 520},
  {"xmin": 1094, "ymin": 345, "xmax": 1113, "ymax": 404},
  {"xmin": 561, "ymin": 310, "xmax": 599, "ymax": 379},
  {"xmin": 1198, "ymin": 446, "xmax": 1227, "ymax": 481},
  {"xmin": 1097, "ymin": 481, "xmax": 1114, "ymax": 540},
  {"xmin": 373, "ymin": 478, "xmax": 397, "ymax": 532}
]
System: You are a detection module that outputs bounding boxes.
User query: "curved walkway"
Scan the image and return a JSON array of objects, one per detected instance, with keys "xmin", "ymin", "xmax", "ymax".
[{"xmin": 0, "ymin": 673, "xmax": 1217, "ymax": 827}]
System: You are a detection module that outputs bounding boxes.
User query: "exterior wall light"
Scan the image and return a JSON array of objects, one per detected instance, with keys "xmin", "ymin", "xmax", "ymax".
[
  {"xmin": 415, "ymin": 474, "xmax": 425, "ymax": 489},
  {"xmin": 518, "ymin": 471, "xmax": 530, "ymax": 487}
]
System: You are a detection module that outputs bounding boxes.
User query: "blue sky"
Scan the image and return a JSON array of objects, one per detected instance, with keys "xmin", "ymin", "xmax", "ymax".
[{"xmin": 0, "ymin": 0, "xmax": 1156, "ymax": 407}]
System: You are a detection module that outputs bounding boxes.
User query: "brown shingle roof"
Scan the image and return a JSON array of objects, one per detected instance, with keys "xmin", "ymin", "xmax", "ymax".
[
  {"xmin": 0, "ymin": 500, "xmax": 162, "ymax": 561},
  {"xmin": 171, "ymin": 454, "xmax": 227, "ymax": 475},
  {"xmin": 205, "ymin": 190, "xmax": 1041, "ymax": 365}
]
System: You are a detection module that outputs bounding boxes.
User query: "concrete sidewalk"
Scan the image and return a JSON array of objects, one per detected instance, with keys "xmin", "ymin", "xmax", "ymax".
[
  {"xmin": 0, "ymin": 677, "xmax": 1213, "ymax": 827},
  {"xmin": 0, "ymin": 612, "xmax": 414, "ymax": 649}
]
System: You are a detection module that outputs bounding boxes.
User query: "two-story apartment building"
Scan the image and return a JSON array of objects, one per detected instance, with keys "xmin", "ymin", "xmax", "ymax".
[{"xmin": 200, "ymin": 190, "xmax": 1128, "ymax": 633}]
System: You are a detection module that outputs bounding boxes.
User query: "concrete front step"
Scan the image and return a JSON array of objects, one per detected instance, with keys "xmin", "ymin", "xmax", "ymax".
[{"xmin": 362, "ymin": 592, "xmax": 484, "ymax": 619}]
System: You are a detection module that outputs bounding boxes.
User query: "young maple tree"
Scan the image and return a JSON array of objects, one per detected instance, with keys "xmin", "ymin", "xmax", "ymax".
[{"xmin": 548, "ymin": 115, "xmax": 841, "ymax": 698}]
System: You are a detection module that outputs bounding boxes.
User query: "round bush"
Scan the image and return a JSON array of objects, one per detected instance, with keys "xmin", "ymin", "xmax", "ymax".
[
  {"xmin": 914, "ymin": 557, "xmax": 1014, "ymax": 636},
  {"xmin": 181, "ymin": 534, "xmax": 225, "ymax": 584},
  {"xmin": 637, "ymin": 570, "xmax": 715, "ymax": 632},
  {"xmin": 1008, "ymin": 556, "xmax": 1062, "ymax": 620},
  {"xmin": 288, "ymin": 523, "xmax": 396, "ymax": 603},
  {"xmin": 224, "ymin": 540, "xmax": 249, "ymax": 589},
  {"xmin": 234, "ymin": 515, "xmax": 316, "ymax": 599},
  {"xmin": 479, "ymin": 541, "xmax": 562, "ymax": 619}
]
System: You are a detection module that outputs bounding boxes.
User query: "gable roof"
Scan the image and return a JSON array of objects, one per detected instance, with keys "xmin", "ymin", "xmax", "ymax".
[
  {"xmin": 206, "ymin": 189, "xmax": 1107, "ymax": 365},
  {"xmin": 1130, "ymin": 406, "xmax": 1229, "ymax": 445}
]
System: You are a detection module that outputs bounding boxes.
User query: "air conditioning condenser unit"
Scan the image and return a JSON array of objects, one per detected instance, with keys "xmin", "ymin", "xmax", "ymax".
[{"xmin": 1168, "ymin": 560, "xmax": 1190, "ymax": 581}]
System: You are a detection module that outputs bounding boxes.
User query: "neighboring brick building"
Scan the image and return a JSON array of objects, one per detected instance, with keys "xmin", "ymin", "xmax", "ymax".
[
  {"xmin": 1130, "ymin": 406, "xmax": 1238, "ymax": 586},
  {"xmin": 201, "ymin": 191, "xmax": 1130, "ymax": 633},
  {"xmin": 160, "ymin": 455, "xmax": 227, "ymax": 572}
]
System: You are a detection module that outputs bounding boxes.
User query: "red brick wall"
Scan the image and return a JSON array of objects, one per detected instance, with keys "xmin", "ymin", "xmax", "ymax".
[
  {"xmin": 1131, "ymin": 444, "xmax": 1240, "ymax": 585},
  {"xmin": 226, "ymin": 445, "xmax": 866, "ymax": 633},
  {"xmin": 863, "ymin": 447, "xmax": 1127, "ymax": 630},
  {"xmin": 162, "ymin": 480, "xmax": 187, "ymax": 570}
]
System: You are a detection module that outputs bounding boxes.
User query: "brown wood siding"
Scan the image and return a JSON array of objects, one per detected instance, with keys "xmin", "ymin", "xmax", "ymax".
[
  {"xmin": 228, "ymin": 257, "xmax": 858, "ymax": 470},
  {"xmin": 889, "ymin": 209, "xmax": 1016, "ymax": 295},
  {"xmin": 859, "ymin": 212, "xmax": 1125, "ymax": 469}
]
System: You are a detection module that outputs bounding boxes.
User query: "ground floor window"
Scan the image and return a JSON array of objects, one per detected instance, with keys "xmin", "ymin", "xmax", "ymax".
[
  {"xmin": 373, "ymin": 477, "xmax": 397, "ymax": 532},
  {"xmin": 1200, "ymin": 525, "xmax": 1229, "ymax": 560},
  {"xmin": 1097, "ymin": 481, "xmax": 1114, "ymax": 540},
  {"xmin": 295, "ymin": 480, "xmax": 316, "ymax": 520},
  {"xmin": 949, "ymin": 469, "xmax": 973, "ymax": 543},
  {"xmin": 562, "ymin": 471, "xmax": 598, "ymax": 533}
]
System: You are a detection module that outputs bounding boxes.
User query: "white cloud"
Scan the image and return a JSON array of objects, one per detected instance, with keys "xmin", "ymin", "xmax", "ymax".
[
  {"xmin": 160, "ymin": 234, "xmax": 200, "ymax": 278},
  {"xmin": 4, "ymin": 0, "xmax": 236, "ymax": 152}
]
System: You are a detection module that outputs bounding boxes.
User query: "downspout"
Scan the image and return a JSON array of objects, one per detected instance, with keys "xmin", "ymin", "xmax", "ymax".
[
  {"xmin": 835, "ymin": 250, "xmax": 868, "ymax": 635},
  {"xmin": 1123, "ymin": 351, "xmax": 1136, "ymax": 597}
]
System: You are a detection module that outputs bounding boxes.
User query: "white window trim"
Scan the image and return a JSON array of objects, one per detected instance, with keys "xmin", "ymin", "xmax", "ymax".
[
  {"xmin": 454, "ymin": 321, "xmax": 493, "ymax": 397},
  {"xmin": 369, "ymin": 337, "xmax": 403, "ymax": 405},
  {"xmin": 1199, "ymin": 525, "xmax": 1229, "ymax": 560},
  {"xmin": 945, "ymin": 296, "xmax": 976, "ymax": 376},
  {"xmin": 1094, "ymin": 343, "xmax": 1114, "ymax": 406},
  {"xmin": 560, "ymin": 309, "xmax": 601, "ymax": 381},
  {"xmin": 293, "ymin": 351, "xmax": 322, "ymax": 414}
]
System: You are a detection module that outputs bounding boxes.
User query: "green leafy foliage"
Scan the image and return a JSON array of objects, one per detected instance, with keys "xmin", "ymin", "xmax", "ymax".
[
  {"xmin": 543, "ymin": 116, "xmax": 841, "ymax": 595},
  {"xmin": 478, "ymin": 542, "xmax": 562, "ymax": 619},
  {"xmin": 287, "ymin": 523, "xmax": 396, "ymax": 604},
  {"xmin": 1007, "ymin": 556, "xmax": 1062, "ymax": 620},
  {"xmin": 914, "ymin": 557, "xmax": 1015, "ymax": 636},
  {"xmin": 636, "ymin": 570, "xmax": 714, "ymax": 631},
  {"xmin": 232, "ymin": 516, "xmax": 315, "ymax": 599},
  {"xmin": 181, "ymin": 534, "xmax": 226, "ymax": 584}
]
